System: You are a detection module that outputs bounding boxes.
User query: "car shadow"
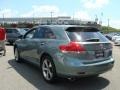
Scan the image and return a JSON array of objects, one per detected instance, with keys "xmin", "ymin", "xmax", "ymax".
[
  {"xmin": 8, "ymin": 59, "xmax": 110, "ymax": 90},
  {"xmin": 0, "ymin": 54, "xmax": 3, "ymax": 57},
  {"xmin": 6, "ymin": 43, "xmax": 13, "ymax": 46}
]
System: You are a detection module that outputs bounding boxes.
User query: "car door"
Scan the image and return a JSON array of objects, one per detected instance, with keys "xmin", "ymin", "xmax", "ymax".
[
  {"xmin": 21, "ymin": 27, "xmax": 48, "ymax": 64},
  {"xmin": 20, "ymin": 27, "xmax": 56, "ymax": 65},
  {"xmin": 20, "ymin": 28, "xmax": 37, "ymax": 63},
  {"xmin": 32, "ymin": 27, "xmax": 57, "ymax": 64},
  {"xmin": 28, "ymin": 27, "xmax": 47, "ymax": 64}
]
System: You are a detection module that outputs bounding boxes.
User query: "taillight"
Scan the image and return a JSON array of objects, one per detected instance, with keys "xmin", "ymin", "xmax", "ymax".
[{"xmin": 59, "ymin": 42, "xmax": 86, "ymax": 53}]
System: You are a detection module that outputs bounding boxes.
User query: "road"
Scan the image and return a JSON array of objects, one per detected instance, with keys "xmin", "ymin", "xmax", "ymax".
[{"xmin": 0, "ymin": 45, "xmax": 120, "ymax": 90}]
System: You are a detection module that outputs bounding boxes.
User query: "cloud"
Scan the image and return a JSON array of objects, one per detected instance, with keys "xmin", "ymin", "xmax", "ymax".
[
  {"xmin": 0, "ymin": 9, "xmax": 18, "ymax": 18},
  {"xmin": 0, "ymin": 5, "xmax": 68, "ymax": 18},
  {"xmin": 74, "ymin": 11, "xmax": 92, "ymax": 20},
  {"xmin": 32, "ymin": 5, "xmax": 59, "ymax": 13},
  {"xmin": 21, "ymin": 5, "xmax": 67, "ymax": 17},
  {"xmin": 83, "ymin": 0, "xmax": 109, "ymax": 9}
]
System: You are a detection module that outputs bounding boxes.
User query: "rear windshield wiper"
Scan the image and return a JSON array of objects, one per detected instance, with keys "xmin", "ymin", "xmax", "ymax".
[{"xmin": 86, "ymin": 38, "xmax": 100, "ymax": 42}]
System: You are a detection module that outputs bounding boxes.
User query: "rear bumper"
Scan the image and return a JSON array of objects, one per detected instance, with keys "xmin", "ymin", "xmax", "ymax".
[
  {"xmin": 56, "ymin": 58, "xmax": 114, "ymax": 78},
  {"xmin": 6, "ymin": 38, "xmax": 17, "ymax": 43}
]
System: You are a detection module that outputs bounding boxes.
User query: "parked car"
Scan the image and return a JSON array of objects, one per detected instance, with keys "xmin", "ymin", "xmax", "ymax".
[
  {"xmin": 105, "ymin": 32, "xmax": 120, "ymax": 40},
  {"xmin": 21, "ymin": 28, "xmax": 30, "ymax": 31},
  {"xmin": 114, "ymin": 37, "xmax": 120, "ymax": 45},
  {"xmin": 112, "ymin": 35, "xmax": 120, "ymax": 41},
  {"xmin": 14, "ymin": 25, "xmax": 114, "ymax": 83},
  {"xmin": 105, "ymin": 33, "xmax": 113, "ymax": 40},
  {"xmin": 6, "ymin": 28, "xmax": 26, "ymax": 45}
]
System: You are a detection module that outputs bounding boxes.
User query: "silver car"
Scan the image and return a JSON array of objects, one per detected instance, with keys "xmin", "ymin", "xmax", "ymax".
[
  {"xmin": 114, "ymin": 37, "xmax": 120, "ymax": 45},
  {"xmin": 14, "ymin": 25, "xmax": 114, "ymax": 83}
]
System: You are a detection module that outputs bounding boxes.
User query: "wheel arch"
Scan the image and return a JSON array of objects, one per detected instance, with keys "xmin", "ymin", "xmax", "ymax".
[
  {"xmin": 40, "ymin": 52, "xmax": 57, "ymax": 82},
  {"xmin": 40, "ymin": 52, "xmax": 57, "ymax": 71},
  {"xmin": 40, "ymin": 53, "xmax": 53, "ymax": 64}
]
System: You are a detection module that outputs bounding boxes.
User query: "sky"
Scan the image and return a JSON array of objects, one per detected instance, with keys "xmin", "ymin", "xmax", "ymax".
[{"xmin": 0, "ymin": 0, "xmax": 120, "ymax": 29}]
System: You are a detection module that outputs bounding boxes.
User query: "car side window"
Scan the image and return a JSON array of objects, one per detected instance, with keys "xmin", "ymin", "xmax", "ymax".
[
  {"xmin": 43, "ymin": 27, "xmax": 56, "ymax": 39},
  {"xmin": 33, "ymin": 27, "xmax": 56, "ymax": 39},
  {"xmin": 6, "ymin": 29, "xmax": 13, "ymax": 33},
  {"xmin": 32, "ymin": 28, "xmax": 45, "ymax": 39},
  {"xmin": 24, "ymin": 28, "xmax": 36, "ymax": 39}
]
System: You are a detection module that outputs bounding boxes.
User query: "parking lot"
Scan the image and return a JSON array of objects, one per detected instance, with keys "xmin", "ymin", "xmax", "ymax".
[{"xmin": 0, "ymin": 45, "xmax": 120, "ymax": 90}]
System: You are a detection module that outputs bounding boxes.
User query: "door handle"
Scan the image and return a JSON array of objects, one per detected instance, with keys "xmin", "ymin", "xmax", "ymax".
[
  {"xmin": 40, "ymin": 43, "xmax": 45, "ymax": 45},
  {"xmin": 40, "ymin": 42, "xmax": 46, "ymax": 45}
]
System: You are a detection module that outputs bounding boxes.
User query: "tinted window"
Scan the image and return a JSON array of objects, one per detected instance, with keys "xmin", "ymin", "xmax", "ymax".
[
  {"xmin": 44, "ymin": 28, "xmax": 56, "ymax": 39},
  {"xmin": 33, "ymin": 28, "xmax": 45, "ymax": 38},
  {"xmin": 6, "ymin": 29, "xmax": 14, "ymax": 33},
  {"xmin": 66, "ymin": 27, "xmax": 109, "ymax": 42},
  {"xmin": 7, "ymin": 29, "xmax": 19, "ymax": 33},
  {"xmin": 33, "ymin": 27, "xmax": 56, "ymax": 39}
]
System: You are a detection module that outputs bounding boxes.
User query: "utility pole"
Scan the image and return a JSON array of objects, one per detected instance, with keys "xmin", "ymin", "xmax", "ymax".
[
  {"xmin": 107, "ymin": 18, "xmax": 110, "ymax": 33},
  {"xmin": 50, "ymin": 12, "xmax": 53, "ymax": 24},
  {"xmin": 2, "ymin": 13, "xmax": 4, "ymax": 26},
  {"xmin": 95, "ymin": 14, "xmax": 98, "ymax": 23},
  {"xmin": 72, "ymin": 11, "xmax": 75, "ymax": 25},
  {"xmin": 98, "ymin": 13, "xmax": 103, "ymax": 25},
  {"xmin": 100, "ymin": 12, "xmax": 103, "ymax": 25},
  {"xmin": 33, "ymin": 11, "xmax": 35, "ymax": 24}
]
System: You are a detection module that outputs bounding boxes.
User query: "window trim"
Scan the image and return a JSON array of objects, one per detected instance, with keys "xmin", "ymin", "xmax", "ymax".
[
  {"xmin": 23, "ymin": 26, "xmax": 57, "ymax": 40},
  {"xmin": 23, "ymin": 28, "xmax": 37, "ymax": 39}
]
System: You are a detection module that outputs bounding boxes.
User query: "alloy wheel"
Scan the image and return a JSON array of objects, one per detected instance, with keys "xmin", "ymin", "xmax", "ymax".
[{"xmin": 42, "ymin": 59, "xmax": 53, "ymax": 80}]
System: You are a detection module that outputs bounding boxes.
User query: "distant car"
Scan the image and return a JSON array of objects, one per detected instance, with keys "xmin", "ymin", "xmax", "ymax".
[
  {"xmin": 105, "ymin": 33, "xmax": 113, "ymax": 40},
  {"xmin": 114, "ymin": 37, "xmax": 120, "ymax": 45},
  {"xmin": 112, "ymin": 35, "xmax": 120, "ymax": 41},
  {"xmin": 22, "ymin": 28, "xmax": 30, "ymax": 31},
  {"xmin": 6, "ymin": 28, "xmax": 26, "ymax": 45},
  {"xmin": 14, "ymin": 25, "xmax": 114, "ymax": 83},
  {"xmin": 105, "ymin": 32, "xmax": 120, "ymax": 40}
]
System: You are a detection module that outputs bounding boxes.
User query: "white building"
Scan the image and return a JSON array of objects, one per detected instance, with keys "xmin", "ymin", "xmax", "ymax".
[{"xmin": 0, "ymin": 16, "xmax": 99, "ymax": 27}]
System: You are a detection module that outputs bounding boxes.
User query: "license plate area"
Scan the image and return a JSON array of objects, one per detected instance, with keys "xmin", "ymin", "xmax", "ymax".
[{"xmin": 95, "ymin": 50, "xmax": 104, "ymax": 58}]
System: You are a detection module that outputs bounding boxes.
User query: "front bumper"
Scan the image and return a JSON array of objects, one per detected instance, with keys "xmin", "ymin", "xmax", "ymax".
[{"xmin": 55, "ymin": 57, "xmax": 114, "ymax": 77}]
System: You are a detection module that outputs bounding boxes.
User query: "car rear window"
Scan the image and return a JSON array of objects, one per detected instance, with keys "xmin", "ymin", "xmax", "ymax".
[
  {"xmin": 6, "ymin": 29, "xmax": 15, "ymax": 33},
  {"xmin": 66, "ymin": 27, "xmax": 109, "ymax": 42},
  {"xmin": 6, "ymin": 29, "xmax": 19, "ymax": 33}
]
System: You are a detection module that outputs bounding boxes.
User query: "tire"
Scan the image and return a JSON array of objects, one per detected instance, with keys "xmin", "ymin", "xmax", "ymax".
[
  {"xmin": 9, "ymin": 42, "xmax": 13, "ymax": 45},
  {"xmin": 14, "ymin": 48, "xmax": 22, "ymax": 62},
  {"xmin": 40, "ymin": 55, "xmax": 57, "ymax": 83}
]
